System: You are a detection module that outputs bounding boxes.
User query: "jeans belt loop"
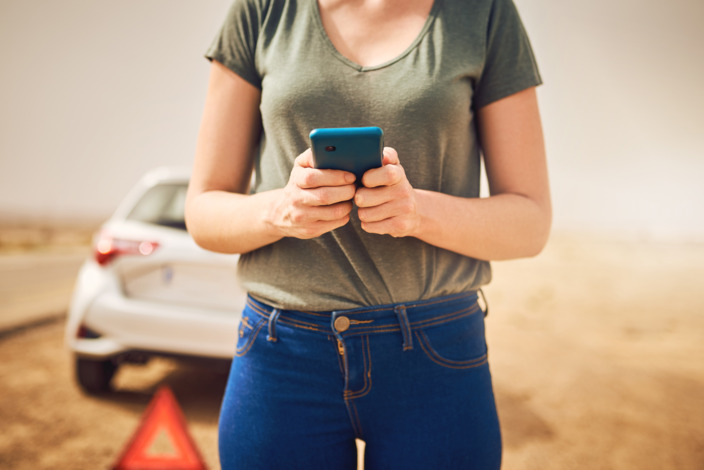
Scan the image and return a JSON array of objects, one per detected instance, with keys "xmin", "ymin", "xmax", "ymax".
[
  {"xmin": 478, "ymin": 289, "xmax": 489, "ymax": 317},
  {"xmin": 267, "ymin": 308, "xmax": 282, "ymax": 342},
  {"xmin": 394, "ymin": 305, "xmax": 413, "ymax": 351}
]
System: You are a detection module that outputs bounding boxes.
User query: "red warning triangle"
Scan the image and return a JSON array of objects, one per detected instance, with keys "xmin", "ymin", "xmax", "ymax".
[{"xmin": 112, "ymin": 385, "xmax": 208, "ymax": 470}]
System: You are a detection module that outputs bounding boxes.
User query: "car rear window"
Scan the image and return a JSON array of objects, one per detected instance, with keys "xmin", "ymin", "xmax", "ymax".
[{"xmin": 126, "ymin": 183, "xmax": 188, "ymax": 230}]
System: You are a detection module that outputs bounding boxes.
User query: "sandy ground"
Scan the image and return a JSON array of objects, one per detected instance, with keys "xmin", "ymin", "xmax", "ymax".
[
  {"xmin": 0, "ymin": 230, "xmax": 703, "ymax": 469},
  {"xmin": 484, "ymin": 236, "xmax": 704, "ymax": 469}
]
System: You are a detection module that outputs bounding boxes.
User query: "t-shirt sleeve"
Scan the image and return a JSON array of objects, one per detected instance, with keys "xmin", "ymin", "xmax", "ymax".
[
  {"xmin": 473, "ymin": 0, "xmax": 543, "ymax": 109},
  {"xmin": 204, "ymin": 0, "xmax": 265, "ymax": 89}
]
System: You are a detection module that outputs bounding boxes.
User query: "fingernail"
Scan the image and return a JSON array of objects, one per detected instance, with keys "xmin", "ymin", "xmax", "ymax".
[{"xmin": 345, "ymin": 173, "xmax": 356, "ymax": 183}]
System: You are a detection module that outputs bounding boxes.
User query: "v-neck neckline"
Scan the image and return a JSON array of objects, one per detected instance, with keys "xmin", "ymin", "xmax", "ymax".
[{"xmin": 311, "ymin": 0, "xmax": 441, "ymax": 72}]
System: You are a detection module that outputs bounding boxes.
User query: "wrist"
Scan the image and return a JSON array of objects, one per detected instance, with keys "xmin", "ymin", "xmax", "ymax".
[
  {"xmin": 261, "ymin": 188, "xmax": 288, "ymax": 239},
  {"xmin": 410, "ymin": 189, "xmax": 437, "ymax": 241}
]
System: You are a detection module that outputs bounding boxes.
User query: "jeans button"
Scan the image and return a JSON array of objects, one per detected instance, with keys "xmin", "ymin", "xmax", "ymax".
[{"xmin": 334, "ymin": 316, "xmax": 350, "ymax": 332}]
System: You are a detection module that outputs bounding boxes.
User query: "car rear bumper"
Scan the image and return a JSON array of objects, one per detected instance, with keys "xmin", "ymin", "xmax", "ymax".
[{"xmin": 67, "ymin": 290, "xmax": 243, "ymax": 360}]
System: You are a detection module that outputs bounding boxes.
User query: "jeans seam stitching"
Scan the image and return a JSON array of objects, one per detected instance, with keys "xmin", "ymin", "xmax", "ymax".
[
  {"xmin": 336, "ymin": 292, "xmax": 475, "ymax": 317},
  {"xmin": 247, "ymin": 296, "xmax": 481, "ymax": 337},
  {"xmin": 414, "ymin": 330, "xmax": 488, "ymax": 369},
  {"xmin": 348, "ymin": 305, "xmax": 481, "ymax": 334},
  {"xmin": 247, "ymin": 292, "xmax": 475, "ymax": 319},
  {"xmin": 234, "ymin": 320, "xmax": 265, "ymax": 357},
  {"xmin": 344, "ymin": 398, "xmax": 364, "ymax": 439},
  {"xmin": 344, "ymin": 336, "xmax": 372, "ymax": 399},
  {"xmin": 250, "ymin": 306, "xmax": 329, "ymax": 334},
  {"xmin": 342, "ymin": 306, "xmax": 479, "ymax": 336},
  {"xmin": 410, "ymin": 304, "xmax": 481, "ymax": 328}
]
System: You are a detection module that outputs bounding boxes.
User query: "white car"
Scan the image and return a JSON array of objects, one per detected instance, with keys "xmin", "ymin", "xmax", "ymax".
[{"xmin": 65, "ymin": 167, "xmax": 246, "ymax": 393}]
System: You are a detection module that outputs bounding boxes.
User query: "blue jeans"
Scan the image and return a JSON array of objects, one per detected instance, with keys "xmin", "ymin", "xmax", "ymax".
[{"xmin": 219, "ymin": 292, "xmax": 502, "ymax": 469}]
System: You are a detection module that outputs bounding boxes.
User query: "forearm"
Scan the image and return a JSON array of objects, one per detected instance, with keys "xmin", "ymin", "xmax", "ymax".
[
  {"xmin": 413, "ymin": 189, "xmax": 551, "ymax": 261},
  {"xmin": 186, "ymin": 150, "xmax": 357, "ymax": 254},
  {"xmin": 185, "ymin": 189, "xmax": 284, "ymax": 255}
]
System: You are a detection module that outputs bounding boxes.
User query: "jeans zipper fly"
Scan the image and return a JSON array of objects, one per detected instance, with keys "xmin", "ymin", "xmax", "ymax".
[{"xmin": 337, "ymin": 339, "xmax": 345, "ymax": 356}]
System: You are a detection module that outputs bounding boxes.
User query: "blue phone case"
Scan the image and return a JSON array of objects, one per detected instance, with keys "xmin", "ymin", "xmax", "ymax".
[{"xmin": 309, "ymin": 127, "xmax": 384, "ymax": 181}]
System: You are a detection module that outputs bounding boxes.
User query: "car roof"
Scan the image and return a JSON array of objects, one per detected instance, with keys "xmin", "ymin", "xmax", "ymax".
[
  {"xmin": 139, "ymin": 166, "xmax": 191, "ymax": 185},
  {"xmin": 110, "ymin": 167, "xmax": 191, "ymax": 220}
]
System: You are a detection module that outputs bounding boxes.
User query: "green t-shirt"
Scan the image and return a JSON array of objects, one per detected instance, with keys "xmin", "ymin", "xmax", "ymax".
[{"xmin": 206, "ymin": 0, "xmax": 542, "ymax": 311}]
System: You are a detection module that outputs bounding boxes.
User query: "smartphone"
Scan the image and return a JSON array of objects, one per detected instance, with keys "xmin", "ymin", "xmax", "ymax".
[{"xmin": 309, "ymin": 127, "xmax": 384, "ymax": 181}]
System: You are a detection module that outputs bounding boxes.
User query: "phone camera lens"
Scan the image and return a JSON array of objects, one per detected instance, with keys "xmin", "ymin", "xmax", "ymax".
[{"xmin": 325, "ymin": 146, "xmax": 336, "ymax": 152}]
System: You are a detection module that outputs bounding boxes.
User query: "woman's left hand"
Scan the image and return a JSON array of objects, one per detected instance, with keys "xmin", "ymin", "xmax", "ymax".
[{"xmin": 354, "ymin": 147, "xmax": 420, "ymax": 238}]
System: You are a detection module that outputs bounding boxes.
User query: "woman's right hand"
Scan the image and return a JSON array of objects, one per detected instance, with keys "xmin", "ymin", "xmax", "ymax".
[{"xmin": 266, "ymin": 149, "xmax": 357, "ymax": 239}]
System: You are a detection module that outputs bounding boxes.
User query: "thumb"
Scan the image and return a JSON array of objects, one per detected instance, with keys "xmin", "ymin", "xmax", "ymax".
[
  {"xmin": 295, "ymin": 149, "xmax": 315, "ymax": 168},
  {"xmin": 382, "ymin": 147, "xmax": 400, "ymax": 166}
]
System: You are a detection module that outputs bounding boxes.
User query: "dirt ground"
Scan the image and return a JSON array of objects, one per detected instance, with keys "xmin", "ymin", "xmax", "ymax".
[
  {"xmin": 0, "ymin": 233, "xmax": 703, "ymax": 469},
  {"xmin": 485, "ymin": 236, "xmax": 704, "ymax": 469}
]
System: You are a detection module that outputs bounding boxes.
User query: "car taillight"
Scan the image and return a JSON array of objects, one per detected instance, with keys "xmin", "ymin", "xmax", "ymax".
[
  {"xmin": 94, "ymin": 232, "xmax": 159, "ymax": 266},
  {"xmin": 76, "ymin": 324, "xmax": 102, "ymax": 339}
]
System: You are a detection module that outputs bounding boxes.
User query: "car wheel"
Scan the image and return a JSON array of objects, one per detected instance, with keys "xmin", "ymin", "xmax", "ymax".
[{"xmin": 75, "ymin": 357, "xmax": 117, "ymax": 394}]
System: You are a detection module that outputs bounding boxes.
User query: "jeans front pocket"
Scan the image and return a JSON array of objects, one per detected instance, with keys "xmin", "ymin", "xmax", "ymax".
[
  {"xmin": 235, "ymin": 314, "xmax": 266, "ymax": 357},
  {"xmin": 415, "ymin": 310, "xmax": 488, "ymax": 370}
]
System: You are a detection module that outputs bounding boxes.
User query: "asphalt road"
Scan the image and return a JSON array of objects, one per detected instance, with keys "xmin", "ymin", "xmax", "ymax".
[{"xmin": 0, "ymin": 250, "xmax": 87, "ymax": 334}]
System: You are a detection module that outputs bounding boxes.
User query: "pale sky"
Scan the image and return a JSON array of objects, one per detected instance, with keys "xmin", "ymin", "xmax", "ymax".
[{"xmin": 1, "ymin": 0, "xmax": 703, "ymax": 239}]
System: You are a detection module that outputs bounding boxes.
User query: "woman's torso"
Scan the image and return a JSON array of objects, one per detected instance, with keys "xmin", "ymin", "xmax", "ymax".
[{"xmin": 206, "ymin": 0, "xmax": 540, "ymax": 310}]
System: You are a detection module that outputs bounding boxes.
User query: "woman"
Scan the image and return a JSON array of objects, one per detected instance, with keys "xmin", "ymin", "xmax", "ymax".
[{"xmin": 186, "ymin": 0, "xmax": 550, "ymax": 468}]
